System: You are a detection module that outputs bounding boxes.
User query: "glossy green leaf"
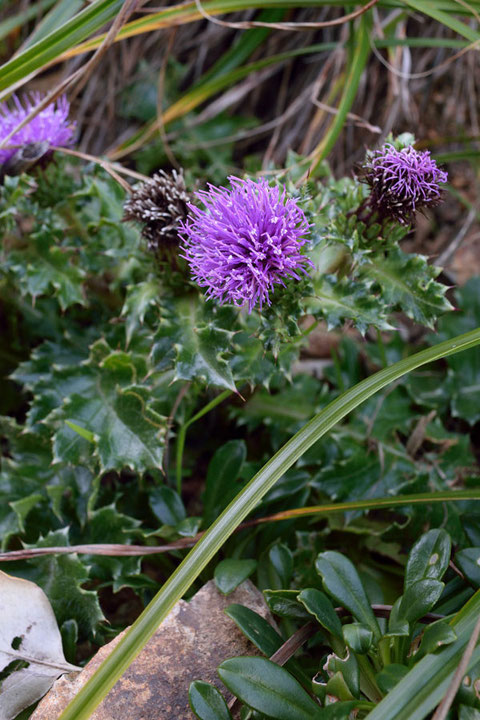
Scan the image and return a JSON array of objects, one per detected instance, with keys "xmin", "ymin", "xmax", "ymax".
[
  {"xmin": 415, "ymin": 620, "xmax": 457, "ymax": 660},
  {"xmin": 315, "ymin": 552, "xmax": 381, "ymax": 640},
  {"xmin": 375, "ymin": 665, "xmax": 409, "ymax": 694},
  {"xmin": 405, "ymin": 529, "xmax": 451, "ymax": 589},
  {"xmin": 203, "ymin": 440, "xmax": 247, "ymax": 526},
  {"xmin": 297, "ymin": 588, "xmax": 343, "ymax": 639},
  {"xmin": 455, "ymin": 548, "xmax": 480, "ymax": 588},
  {"xmin": 189, "ymin": 680, "xmax": 232, "ymax": 720},
  {"xmin": 395, "ymin": 579, "xmax": 445, "ymax": 625},
  {"xmin": 218, "ymin": 657, "xmax": 320, "ymax": 719},
  {"xmin": 214, "ymin": 559, "xmax": 257, "ymax": 595},
  {"xmin": 366, "ymin": 249, "xmax": 453, "ymax": 329},
  {"xmin": 225, "ymin": 604, "xmax": 284, "ymax": 657},
  {"xmin": 324, "ymin": 671, "xmax": 355, "ymax": 702},
  {"xmin": 50, "ymin": 340, "xmax": 167, "ymax": 473},
  {"xmin": 258, "ymin": 543, "xmax": 294, "ymax": 590},
  {"xmin": 342, "ymin": 623, "xmax": 373, "ymax": 654},
  {"xmin": 121, "ymin": 279, "xmax": 159, "ymax": 346},
  {"xmin": 10, "ymin": 229, "xmax": 85, "ymax": 310},
  {"xmin": 264, "ymin": 590, "xmax": 311, "ymax": 620},
  {"xmin": 149, "ymin": 487, "xmax": 186, "ymax": 527},
  {"xmin": 224, "ymin": 604, "xmax": 310, "ymax": 687},
  {"xmin": 324, "ymin": 651, "xmax": 360, "ymax": 698},
  {"xmin": 321, "ymin": 704, "xmax": 357, "ymax": 720},
  {"xmin": 155, "ymin": 298, "xmax": 236, "ymax": 391},
  {"xmin": 459, "ymin": 706, "xmax": 480, "ymax": 720}
]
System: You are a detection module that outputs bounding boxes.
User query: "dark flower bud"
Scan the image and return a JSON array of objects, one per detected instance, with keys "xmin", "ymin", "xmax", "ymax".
[{"xmin": 123, "ymin": 170, "xmax": 190, "ymax": 254}]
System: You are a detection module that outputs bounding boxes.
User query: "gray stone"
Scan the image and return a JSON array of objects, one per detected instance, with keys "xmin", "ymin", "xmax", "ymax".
[{"xmin": 30, "ymin": 579, "xmax": 275, "ymax": 720}]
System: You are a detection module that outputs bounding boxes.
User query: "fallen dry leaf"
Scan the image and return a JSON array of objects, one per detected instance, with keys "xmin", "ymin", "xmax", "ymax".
[{"xmin": 0, "ymin": 571, "xmax": 79, "ymax": 720}]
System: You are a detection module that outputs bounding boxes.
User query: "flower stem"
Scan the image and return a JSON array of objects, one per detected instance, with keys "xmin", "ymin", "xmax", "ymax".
[{"xmin": 175, "ymin": 389, "xmax": 232, "ymax": 494}]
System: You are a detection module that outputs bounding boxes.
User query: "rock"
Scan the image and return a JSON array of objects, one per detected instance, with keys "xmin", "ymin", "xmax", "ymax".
[{"xmin": 30, "ymin": 579, "xmax": 275, "ymax": 720}]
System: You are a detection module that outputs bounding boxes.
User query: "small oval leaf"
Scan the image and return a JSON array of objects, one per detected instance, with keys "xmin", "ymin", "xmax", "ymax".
[
  {"xmin": 149, "ymin": 486, "xmax": 186, "ymax": 526},
  {"xmin": 455, "ymin": 548, "xmax": 480, "ymax": 588},
  {"xmin": 298, "ymin": 588, "xmax": 343, "ymax": 639},
  {"xmin": 415, "ymin": 620, "xmax": 457, "ymax": 659},
  {"xmin": 225, "ymin": 604, "xmax": 283, "ymax": 657},
  {"xmin": 218, "ymin": 656, "xmax": 320, "ymax": 720},
  {"xmin": 264, "ymin": 590, "xmax": 311, "ymax": 620},
  {"xmin": 214, "ymin": 559, "xmax": 257, "ymax": 595},
  {"xmin": 315, "ymin": 551, "xmax": 380, "ymax": 639},
  {"xmin": 342, "ymin": 623, "xmax": 373, "ymax": 654},
  {"xmin": 376, "ymin": 664, "xmax": 409, "ymax": 694},
  {"xmin": 397, "ymin": 579, "xmax": 445, "ymax": 624},
  {"xmin": 405, "ymin": 529, "xmax": 451, "ymax": 589},
  {"xmin": 189, "ymin": 680, "xmax": 232, "ymax": 720}
]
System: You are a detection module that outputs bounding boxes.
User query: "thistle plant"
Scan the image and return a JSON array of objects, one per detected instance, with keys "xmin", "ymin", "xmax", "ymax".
[
  {"xmin": 179, "ymin": 176, "xmax": 313, "ymax": 312},
  {"xmin": 361, "ymin": 143, "xmax": 448, "ymax": 224},
  {"xmin": 0, "ymin": 93, "xmax": 74, "ymax": 173}
]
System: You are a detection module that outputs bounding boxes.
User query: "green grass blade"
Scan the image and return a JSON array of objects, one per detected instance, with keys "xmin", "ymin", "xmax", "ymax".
[
  {"xmin": 308, "ymin": 13, "xmax": 371, "ymax": 174},
  {"xmin": 366, "ymin": 590, "xmax": 480, "ymax": 719},
  {"xmin": 404, "ymin": 0, "xmax": 480, "ymax": 42},
  {"xmin": 58, "ymin": 326, "xmax": 480, "ymax": 720},
  {"xmin": 260, "ymin": 489, "xmax": 480, "ymax": 522},
  {"xmin": 0, "ymin": 0, "xmax": 57, "ymax": 42},
  {"xmin": 0, "ymin": 0, "xmax": 124, "ymax": 94},
  {"xmin": 23, "ymin": 0, "xmax": 85, "ymax": 48}
]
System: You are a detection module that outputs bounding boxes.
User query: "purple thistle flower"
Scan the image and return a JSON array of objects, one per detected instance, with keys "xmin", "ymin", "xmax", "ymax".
[
  {"xmin": 179, "ymin": 176, "xmax": 313, "ymax": 312},
  {"xmin": 0, "ymin": 93, "xmax": 74, "ymax": 166},
  {"xmin": 362, "ymin": 144, "xmax": 448, "ymax": 224}
]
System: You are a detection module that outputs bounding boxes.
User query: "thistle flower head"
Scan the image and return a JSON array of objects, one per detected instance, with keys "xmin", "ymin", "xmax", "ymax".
[
  {"xmin": 179, "ymin": 176, "xmax": 312, "ymax": 312},
  {"xmin": 0, "ymin": 93, "xmax": 74, "ymax": 167},
  {"xmin": 123, "ymin": 170, "xmax": 190, "ymax": 253},
  {"xmin": 362, "ymin": 144, "xmax": 448, "ymax": 224}
]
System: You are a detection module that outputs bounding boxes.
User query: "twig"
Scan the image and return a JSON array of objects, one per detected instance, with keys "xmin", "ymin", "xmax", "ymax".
[
  {"xmin": 431, "ymin": 614, "xmax": 480, "ymax": 720},
  {"xmin": 437, "ymin": 207, "xmax": 478, "ymax": 268},
  {"xmin": 193, "ymin": 0, "xmax": 380, "ymax": 31},
  {"xmin": 269, "ymin": 622, "xmax": 318, "ymax": 665},
  {"xmin": 369, "ymin": 31, "xmax": 480, "ymax": 81},
  {"xmin": 51, "ymin": 145, "xmax": 148, "ymax": 182}
]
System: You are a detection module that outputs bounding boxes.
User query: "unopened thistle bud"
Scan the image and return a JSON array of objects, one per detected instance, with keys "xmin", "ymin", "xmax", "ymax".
[{"xmin": 123, "ymin": 170, "xmax": 190, "ymax": 254}]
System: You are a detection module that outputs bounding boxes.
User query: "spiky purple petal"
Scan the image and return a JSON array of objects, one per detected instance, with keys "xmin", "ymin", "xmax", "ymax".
[
  {"xmin": 0, "ymin": 93, "xmax": 75, "ymax": 165},
  {"xmin": 362, "ymin": 144, "xmax": 448, "ymax": 224},
  {"xmin": 179, "ymin": 176, "xmax": 312, "ymax": 312}
]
